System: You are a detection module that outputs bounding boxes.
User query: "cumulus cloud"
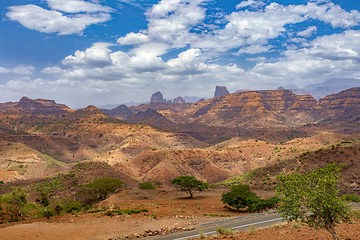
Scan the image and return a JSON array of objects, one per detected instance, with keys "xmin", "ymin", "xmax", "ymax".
[
  {"xmin": 46, "ymin": 0, "xmax": 113, "ymax": 13},
  {"xmin": 0, "ymin": 65, "xmax": 34, "ymax": 75},
  {"xmin": 297, "ymin": 26, "xmax": 317, "ymax": 37},
  {"xmin": 117, "ymin": 32, "xmax": 150, "ymax": 45},
  {"xmin": 62, "ymin": 42, "xmax": 114, "ymax": 67},
  {"xmin": 236, "ymin": 0, "xmax": 266, "ymax": 9},
  {"xmin": 6, "ymin": 0, "xmax": 360, "ymax": 106},
  {"xmin": 6, "ymin": 0, "xmax": 113, "ymax": 35}
]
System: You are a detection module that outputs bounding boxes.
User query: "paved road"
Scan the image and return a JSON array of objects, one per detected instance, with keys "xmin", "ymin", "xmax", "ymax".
[
  {"xmin": 149, "ymin": 212, "xmax": 283, "ymax": 240},
  {"xmin": 149, "ymin": 204, "xmax": 360, "ymax": 240}
]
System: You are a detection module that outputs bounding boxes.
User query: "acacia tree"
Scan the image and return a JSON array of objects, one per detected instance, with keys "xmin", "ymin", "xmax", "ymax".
[
  {"xmin": 276, "ymin": 163, "xmax": 358, "ymax": 240},
  {"xmin": 221, "ymin": 184, "xmax": 258, "ymax": 211},
  {"xmin": 81, "ymin": 177, "xmax": 124, "ymax": 201},
  {"xmin": 170, "ymin": 176, "xmax": 209, "ymax": 198}
]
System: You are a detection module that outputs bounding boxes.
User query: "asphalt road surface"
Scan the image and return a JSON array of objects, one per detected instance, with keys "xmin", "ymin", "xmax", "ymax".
[{"xmin": 149, "ymin": 211, "xmax": 283, "ymax": 240}]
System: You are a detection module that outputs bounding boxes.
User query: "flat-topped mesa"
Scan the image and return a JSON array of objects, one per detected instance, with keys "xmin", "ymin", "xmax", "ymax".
[
  {"xmin": 214, "ymin": 86, "xmax": 230, "ymax": 97},
  {"xmin": 182, "ymin": 89, "xmax": 318, "ymax": 127},
  {"xmin": 14, "ymin": 96, "xmax": 71, "ymax": 115},
  {"xmin": 314, "ymin": 87, "xmax": 360, "ymax": 121}
]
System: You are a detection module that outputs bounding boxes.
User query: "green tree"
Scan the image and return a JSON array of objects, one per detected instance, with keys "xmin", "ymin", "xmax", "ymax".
[
  {"xmin": 35, "ymin": 189, "xmax": 53, "ymax": 222},
  {"xmin": 81, "ymin": 177, "xmax": 124, "ymax": 201},
  {"xmin": 170, "ymin": 176, "xmax": 209, "ymax": 198},
  {"xmin": 221, "ymin": 184, "xmax": 258, "ymax": 211},
  {"xmin": 0, "ymin": 188, "xmax": 28, "ymax": 221},
  {"xmin": 276, "ymin": 163, "xmax": 358, "ymax": 240}
]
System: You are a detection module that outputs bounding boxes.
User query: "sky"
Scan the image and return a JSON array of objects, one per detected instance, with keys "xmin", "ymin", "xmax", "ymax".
[{"xmin": 1, "ymin": 0, "xmax": 360, "ymax": 108}]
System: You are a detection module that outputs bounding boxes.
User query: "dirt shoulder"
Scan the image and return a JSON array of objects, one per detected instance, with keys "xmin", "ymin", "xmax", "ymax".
[{"xmin": 0, "ymin": 188, "xmax": 358, "ymax": 240}]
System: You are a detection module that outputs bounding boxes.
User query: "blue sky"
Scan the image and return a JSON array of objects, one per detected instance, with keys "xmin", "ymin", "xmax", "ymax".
[{"xmin": 1, "ymin": 0, "xmax": 360, "ymax": 108}]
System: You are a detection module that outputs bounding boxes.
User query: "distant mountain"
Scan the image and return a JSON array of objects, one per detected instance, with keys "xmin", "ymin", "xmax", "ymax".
[
  {"xmin": 181, "ymin": 89, "xmax": 317, "ymax": 127},
  {"xmin": 101, "ymin": 104, "xmax": 134, "ymax": 119},
  {"xmin": 0, "ymin": 96, "xmax": 71, "ymax": 116},
  {"xmin": 214, "ymin": 86, "xmax": 230, "ymax": 97},
  {"xmin": 303, "ymin": 78, "xmax": 360, "ymax": 99},
  {"xmin": 183, "ymin": 96, "xmax": 203, "ymax": 103}
]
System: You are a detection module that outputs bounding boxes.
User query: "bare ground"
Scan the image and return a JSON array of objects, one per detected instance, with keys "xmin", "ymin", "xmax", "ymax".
[{"xmin": 0, "ymin": 187, "xmax": 359, "ymax": 240}]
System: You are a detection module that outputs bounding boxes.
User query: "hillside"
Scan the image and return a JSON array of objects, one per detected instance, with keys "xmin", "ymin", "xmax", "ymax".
[
  {"xmin": 223, "ymin": 139, "xmax": 360, "ymax": 195},
  {"xmin": 0, "ymin": 98, "xmax": 207, "ymax": 182},
  {"xmin": 107, "ymin": 88, "xmax": 360, "ymax": 144}
]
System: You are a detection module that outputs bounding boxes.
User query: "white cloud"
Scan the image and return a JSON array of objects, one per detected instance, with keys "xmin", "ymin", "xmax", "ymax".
[
  {"xmin": 6, "ymin": 0, "xmax": 360, "ymax": 107},
  {"xmin": 297, "ymin": 26, "xmax": 317, "ymax": 37},
  {"xmin": 41, "ymin": 66, "xmax": 63, "ymax": 74},
  {"xmin": 6, "ymin": 1, "xmax": 113, "ymax": 35},
  {"xmin": 144, "ymin": 0, "xmax": 207, "ymax": 47},
  {"xmin": 62, "ymin": 42, "xmax": 114, "ymax": 67},
  {"xmin": 166, "ymin": 48, "xmax": 208, "ymax": 75},
  {"xmin": 46, "ymin": 0, "xmax": 113, "ymax": 13},
  {"xmin": 236, "ymin": 0, "xmax": 266, "ymax": 9},
  {"xmin": 237, "ymin": 45, "xmax": 273, "ymax": 55},
  {"xmin": 0, "ymin": 65, "xmax": 34, "ymax": 75},
  {"xmin": 117, "ymin": 32, "xmax": 150, "ymax": 45},
  {"xmin": 248, "ymin": 30, "xmax": 360, "ymax": 87},
  {"xmin": 306, "ymin": 2, "xmax": 360, "ymax": 28}
]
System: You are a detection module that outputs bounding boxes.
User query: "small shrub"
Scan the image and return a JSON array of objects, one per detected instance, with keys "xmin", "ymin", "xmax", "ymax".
[
  {"xmin": 138, "ymin": 182, "xmax": 156, "ymax": 190},
  {"xmin": 291, "ymin": 222, "xmax": 302, "ymax": 229},
  {"xmin": 199, "ymin": 229, "xmax": 207, "ymax": 238},
  {"xmin": 64, "ymin": 201, "xmax": 82, "ymax": 213},
  {"xmin": 342, "ymin": 194, "xmax": 360, "ymax": 202},
  {"xmin": 247, "ymin": 224, "xmax": 259, "ymax": 235},
  {"xmin": 216, "ymin": 228, "xmax": 234, "ymax": 235}
]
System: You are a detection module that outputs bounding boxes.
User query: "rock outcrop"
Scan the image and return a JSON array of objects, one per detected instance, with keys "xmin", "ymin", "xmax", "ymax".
[
  {"xmin": 173, "ymin": 96, "xmax": 185, "ymax": 103},
  {"xmin": 214, "ymin": 86, "xmax": 230, "ymax": 97},
  {"xmin": 101, "ymin": 105, "xmax": 134, "ymax": 119},
  {"xmin": 150, "ymin": 92, "xmax": 165, "ymax": 103}
]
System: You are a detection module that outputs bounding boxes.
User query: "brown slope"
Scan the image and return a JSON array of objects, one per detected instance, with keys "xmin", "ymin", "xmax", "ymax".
[
  {"xmin": 179, "ymin": 90, "xmax": 317, "ymax": 127},
  {"xmin": 0, "ymin": 99, "xmax": 209, "ymax": 181},
  {"xmin": 315, "ymin": 87, "xmax": 360, "ymax": 122},
  {"xmin": 113, "ymin": 148, "xmax": 242, "ymax": 185},
  {"xmin": 227, "ymin": 140, "xmax": 360, "ymax": 195},
  {"xmin": 0, "ymin": 96, "xmax": 72, "ymax": 116},
  {"xmin": 101, "ymin": 104, "xmax": 134, "ymax": 119},
  {"xmin": 130, "ymin": 102, "xmax": 192, "ymax": 114}
]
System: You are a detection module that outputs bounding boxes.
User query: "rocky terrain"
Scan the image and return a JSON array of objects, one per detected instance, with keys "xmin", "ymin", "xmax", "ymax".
[{"xmin": 0, "ymin": 87, "xmax": 360, "ymax": 239}]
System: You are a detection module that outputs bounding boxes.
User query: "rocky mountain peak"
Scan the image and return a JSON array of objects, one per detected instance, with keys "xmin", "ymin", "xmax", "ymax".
[
  {"xmin": 174, "ymin": 96, "xmax": 185, "ymax": 103},
  {"xmin": 150, "ymin": 92, "xmax": 164, "ymax": 103},
  {"xmin": 214, "ymin": 86, "xmax": 230, "ymax": 97}
]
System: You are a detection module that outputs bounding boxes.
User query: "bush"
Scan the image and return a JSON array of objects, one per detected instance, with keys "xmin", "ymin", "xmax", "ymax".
[
  {"xmin": 342, "ymin": 194, "xmax": 360, "ymax": 202},
  {"xmin": 216, "ymin": 228, "xmax": 234, "ymax": 235},
  {"xmin": 64, "ymin": 201, "xmax": 82, "ymax": 213},
  {"xmin": 221, "ymin": 184, "xmax": 258, "ymax": 211},
  {"xmin": 76, "ymin": 188, "xmax": 98, "ymax": 206},
  {"xmin": 247, "ymin": 196, "xmax": 279, "ymax": 213},
  {"xmin": 138, "ymin": 182, "xmax": 156, "ymax": 190}
]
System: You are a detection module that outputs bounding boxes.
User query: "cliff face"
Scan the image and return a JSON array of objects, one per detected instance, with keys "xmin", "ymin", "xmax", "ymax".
[
  {"xmin": 314, "ymin": 87, "xmax": 360, "ymax": 121},
  {"xmin": 181, "ymin": 90, "xmax": 317, "ymax": 127},
  {"xmin": 214, "ymin": 86, "xmax": 230, "ymax": 97},
  {"xmin": 0, "ymin": 96, "xmax": 71, "ymax": 116}
]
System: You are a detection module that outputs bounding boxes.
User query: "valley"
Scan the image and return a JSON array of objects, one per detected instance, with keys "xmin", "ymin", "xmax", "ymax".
[{"xmin": 0, "ymin": 88, "xmax": 359, "ymax": 239}]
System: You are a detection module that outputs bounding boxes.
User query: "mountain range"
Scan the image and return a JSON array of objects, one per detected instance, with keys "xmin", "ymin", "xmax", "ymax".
[{"xmin": 0, "ymin": 87, "xmax": 359, "ymax": 192}]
